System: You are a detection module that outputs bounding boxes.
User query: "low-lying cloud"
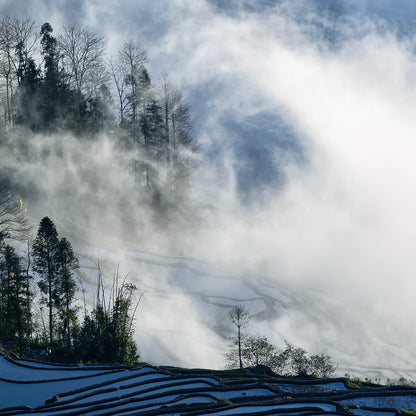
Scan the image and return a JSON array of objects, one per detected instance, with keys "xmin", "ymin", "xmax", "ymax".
[{"xmin": 2, "ymin": 0, "xmax": 416, "ymax": 371}]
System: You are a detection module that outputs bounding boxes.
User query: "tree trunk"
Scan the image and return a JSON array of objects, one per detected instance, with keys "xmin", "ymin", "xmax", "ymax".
[{"xmin": 238, "ymin": 326, "xmax": 243, "ymax": 369}]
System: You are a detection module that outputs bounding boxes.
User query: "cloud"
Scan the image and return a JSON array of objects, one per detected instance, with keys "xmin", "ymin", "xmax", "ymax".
[
  {"xmin": 2, "ymin": 0, "xmax": 416, "ymax": 370},
  {"xmin": 133, "ymin": 0, "xmax": 416, "ymax": 356}
]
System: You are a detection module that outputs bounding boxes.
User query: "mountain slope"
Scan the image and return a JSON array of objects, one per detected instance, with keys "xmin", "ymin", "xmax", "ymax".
[{"xmin": 68, "ymin": 242, "xmax": 416, "ymax": 381}]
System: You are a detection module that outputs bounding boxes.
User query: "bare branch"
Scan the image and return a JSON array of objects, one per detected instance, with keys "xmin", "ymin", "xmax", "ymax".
[{"xmin": 0, "ymin": 183, "xmax": 31, "ymax": 241}]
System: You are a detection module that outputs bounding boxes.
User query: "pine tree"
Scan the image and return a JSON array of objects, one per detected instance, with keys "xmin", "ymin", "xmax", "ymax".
[
  {"xmin": 0, "ymin": 244, "xmax": 32, "ymax": 353},
  {"xmin": 32, "ymin": 216, "xmax": 59, "ymax": 346},
  {"xmin": 39, "ymin": 22, "xmax": 61, "ymax": 128},
  {"xmin": 16, "ymin": 56, "xmax": 41, "ymax": 130},
  {"xmin": 55, "ymin": 237, "xmax": 79, "ymax": 350}
]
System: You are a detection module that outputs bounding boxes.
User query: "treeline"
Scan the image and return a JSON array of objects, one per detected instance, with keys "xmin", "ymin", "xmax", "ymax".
[
  {"xmin": 0, "ymin": 214, "xmax": 139, "ymax": 364},
  {"xmin": 0, "ymin": 17, "xmax": 197, "ymax": 205}
]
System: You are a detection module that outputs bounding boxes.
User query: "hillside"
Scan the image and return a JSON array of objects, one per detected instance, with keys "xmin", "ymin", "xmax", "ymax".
[
  {"xmin": 1, "ymin": 351, "xmax": 415, "ymax": 415},
  {"xmin": 64, "ymin": 238, "xmax": 416, "ymax": 381}
]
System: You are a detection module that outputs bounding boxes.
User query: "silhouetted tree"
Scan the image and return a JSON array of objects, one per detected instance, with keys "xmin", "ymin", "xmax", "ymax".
[
  {"xmin": 0, "ymin": 17, "xmax": 37, "ymax": 130},
  {"xmin": 32, "ymin": 216, "xmax": 59, "ymax": 346},
  {"xmin": 158, "ymin": 74, "xmax": 196, "ymax": 193},
  {"xmin": 229, "ymin": 304, "xmax": 250, "ymax": 369},
  {"xmin": 58, "ymin": 25, "xmax": 107, "ymax": 98},
  {"xmin": 0, "ymin": 243, "xmax": 32, "ymax": 353},
  {"xmin": 55, "ymin": 237, "xmax": 79, "ymax": 350},
  {"xmin": 15, "ymin": 55, "xmax": 41, "ymax": 130},
  {"xmin": 39, "ymin": 22, "xmax": 63, "ymax": 128}
]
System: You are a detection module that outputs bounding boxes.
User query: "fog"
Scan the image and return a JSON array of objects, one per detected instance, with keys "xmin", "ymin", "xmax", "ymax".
[{"xmin": 2, "ymin": 0, "xmax": 416, "ymax": 372}]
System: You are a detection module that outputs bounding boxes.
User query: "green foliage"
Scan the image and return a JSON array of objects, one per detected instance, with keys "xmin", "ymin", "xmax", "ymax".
[
  {"xmin": 395, "ymin": 378, "xmax": 416, "ymax": 387},
  {"xmin": 32, "ymin": 217, "xmax": 80, "ymax": 356},
  {"xmin": 55, "ymin": 237, "xmax": 79, "ymax": 349},
  {"xmin": 74, "ymin": 275, "xmax": 140, "ymax": 365},
  {"xmin": 1, "ymin": 214, "xmax": 140, "ymax": 364},
  {"xmin": 344, "ymin": 373, "xmax": 362, "ymax": 388},
  {"xmin": 242, "ymin": 335, "xmax": 278, "ymax": 367},
  {"xmin": 32, "ymin": 216, "xmax": 59, "ymax": 345},
  {"xmin": 225, "ymin": 334, "xmax": 281, "ymax": 371},
  {"xmin": 309, "ymin": 352, "xmax": 337, "ymax": 378},
  {"xmin": 225, "ymin": 336, "xmax": 336, "ymax": 378},
  {"xmin": 0, "ymin": 243, "xmax": 32, "ymax": 354},
  {"xmin": 276, "ymin": 342, "xmax": 336, "ymax": 377},
  {"xmin": 1, "ymin": 19, "xmax": 198, "ymax": 217}
]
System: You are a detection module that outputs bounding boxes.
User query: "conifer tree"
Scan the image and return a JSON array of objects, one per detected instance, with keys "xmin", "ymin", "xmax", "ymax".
[
  {"xmin": 32, "ymin": 216, "xmax": 59, "ymax": 346},
  {"xmin": 0, "ymin": 244, "xmax": 32, "ymax": 353},
  {"xmin": 55, "ymin": 237, "xmax": 79, "ymax": 349}
]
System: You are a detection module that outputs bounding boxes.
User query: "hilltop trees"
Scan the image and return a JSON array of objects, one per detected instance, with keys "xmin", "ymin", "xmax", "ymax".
[
  {"xmin": 58, "ymin": 25, "xmax": 107, "ymax": 98},
  {"xmin": 0, "ymin": 17, "xmax": 37, "ymax": 130},
  {"xmin": 0, "ymin": 19, "xmax": 198, "ymax": 215}
]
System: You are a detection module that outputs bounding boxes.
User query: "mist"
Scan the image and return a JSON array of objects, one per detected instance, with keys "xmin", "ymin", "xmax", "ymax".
[{"xmin": 2, "ymin": 0, "xmax": 416, "ymax": 373}]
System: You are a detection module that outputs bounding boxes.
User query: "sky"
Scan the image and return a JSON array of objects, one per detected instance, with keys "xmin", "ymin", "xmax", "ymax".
[{"xmin": 2, "ymin": 0, "xmax": 416, "ymax": 370}]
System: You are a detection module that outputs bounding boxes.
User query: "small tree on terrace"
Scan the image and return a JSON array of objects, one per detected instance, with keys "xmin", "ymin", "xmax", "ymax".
[
  {"xmin": 242, "ymin": 335, "xmax": 279, "ymax": 368},
  {"xmin": 225, "ymin": 334, "xmax": 280, "ymax": 370},
  {"xmin": 229, "ymin": 304, "xmax": 250, "ymax": 369},
  {"xmin": 277, "ymin": 342, "xmax": 337, "ymax": 377}
]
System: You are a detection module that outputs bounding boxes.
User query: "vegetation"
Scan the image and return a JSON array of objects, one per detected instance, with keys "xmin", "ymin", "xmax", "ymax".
[
  {"xmin": 228, "ymin": 304, "xmax": 250, "ymax": 369},
  {"xmin": 0, "ymin": 17, "xmax": 197, "ymax": 211},
  {"xmin": 74, "ymin": 267, "xmax": 140, "ymax": 364},
  {"xmin": 0, "ymin": 16, "xmax": 196, "ymax": 362},
  {"xmin": 225, "ymin": 307, "xmax": 337, "ymax": 378},
  {"xmin": 0, "ymin": 213, "xmax": 140, "ymax": 364}
]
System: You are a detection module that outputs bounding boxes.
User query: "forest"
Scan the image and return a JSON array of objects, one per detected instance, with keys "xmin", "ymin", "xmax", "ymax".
[
  {"xmin": 0, "ymin": 17, "xmax": 198, "ymax": 211},
  {"xmin": 0, "ymin": 16, "xmax": 199, "ymax": 364},
  {"xmin": 0, "ymin": 212, "xmax": 140, "ymax": 364}
]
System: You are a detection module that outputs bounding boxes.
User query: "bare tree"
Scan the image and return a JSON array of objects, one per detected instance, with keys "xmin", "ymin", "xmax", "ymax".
[
  {"xmin": 0, "ymin": 17, "xmax": 37, "ymax": 129},
  {"xmin": 58, "ymin": 25, "xmax": 108, "ymax": 98},
  {"xmin": 108, "ymin": 57, "xmax": 128, "ymax": 124},
  {"xmin": 229, "ymin": 304, "xmax": 250, "ymax": 369},
  {"xmin": 109, "ymin": 40, "xmax": 147, "ymax": 125},
  {"xmin": 158, "ymin": 73, "xmax": 197, "ymax": 193},
  {"xmin": 0, "ymin": 184, "xmax": 31, "ymax": 242}
]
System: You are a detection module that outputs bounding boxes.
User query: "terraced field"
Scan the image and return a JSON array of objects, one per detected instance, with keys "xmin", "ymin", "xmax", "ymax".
[
  {"xmin": 70, "ymin": 246, "xmax": 416, "ymax": 381},
  {"xmin": 1, "ymin": 352, "xmax": 415, "ymax": 415}
]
